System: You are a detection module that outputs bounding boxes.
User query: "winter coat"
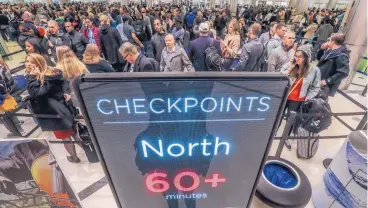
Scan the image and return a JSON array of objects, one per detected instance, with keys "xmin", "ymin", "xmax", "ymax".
[
  {"xmin": 265, "ymin": 35, "xmax": 282, "ymax": 58},
  {"xmin": 151, "ymin": 32, "xmax": 167, "ymax": 62},
  {"xmin": 185, "ymin": 13, "xmax": 196, "ymax": 28},
  {"xmin": 65, "ymin": 31, "xmax": 88, "ymax": 60},
  {"xmin": 82, "ymin": 26, "xmax": 100, "ymax": 48},
  {"xmin": 259, "ymin": 31, "xmax": 272, "ymax": 45},
  {"xmin": 86, "ymin": 60, "xmax": 114, "ymax": 73},
  {"xmin": 99, "ymin": 24, "xmax": 124, "ymax": 65},
  {"xmin": 236, "ymin": 38, "xmax": 264, "ymax": 72},
  {"xmin": 317, "ymin": 45, "xmax": 349, "ymax": 96},
  {"xmin": 132, "ymin": 54, "xmax": 154, "ymax": 72},
  {"xmin": 315, "ymin": 23, "xmax": 333, "ymax": 42},
  {"xmin": 281, "ymin": 65, "xmax": 321, "ymax": 100},
  {"xmin": 303, "ymin": 23, "xmax": 318, "ymax": 39},
  {"xmin": 188, "ymin": 36, "xmax": 221, "ymax": 71},
  {"xmin": 222, "ymin": 34, "xmax": 241, "ymax": 59},
  {"xmin": 18, "ymin": 33, "xmax": 34, "ymax": 50},
  {"xmin": 42, "ymin": 32, "xmax": 69, "ymax": 61},
  {"xmin": 160, "ymin": 46, "xmax": 194, "ymax": 72},
  {"xmin": 267, "ymin": 44, "xmax": 295, "ymax": 72},
  {"xmin": 26, "ymin": 70, "xmax": 74, "ymax": 131}
]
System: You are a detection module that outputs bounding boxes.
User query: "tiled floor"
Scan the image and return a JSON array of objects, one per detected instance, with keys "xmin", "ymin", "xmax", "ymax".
[{"xmin": 0, "ymin": 40, "xmax": 366, "ymax": 208}]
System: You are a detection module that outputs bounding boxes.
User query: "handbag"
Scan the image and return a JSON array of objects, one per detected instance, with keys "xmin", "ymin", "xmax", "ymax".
[
  {"xmin": 0, "ymin": 94, "xmax": 17, "ymax": 112},
  {"xmin": 76, "ymin": 122, "xmax": 99, "ymax": 163}
]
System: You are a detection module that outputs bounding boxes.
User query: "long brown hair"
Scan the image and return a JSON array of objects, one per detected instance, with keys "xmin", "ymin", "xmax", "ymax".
[
  {"xmin": 26, "ymin": 53, "xmax": 58, "ymax": 86},
  {"xmin": 289, "ymin": 50, "xmax": 311, "ymax": 78},
  {"xmin": 83, "ymin": 44, "xmax": 102, "ymax": 64},
  {"xmin": 56, "ymin": 46, "xmax": 88, "ymax": 80},
  {"xmin": 228, "ymin": 19, "xmax": 240, "ymax": 35}
]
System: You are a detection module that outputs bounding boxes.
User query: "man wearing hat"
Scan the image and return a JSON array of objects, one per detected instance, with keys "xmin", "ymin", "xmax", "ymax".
[{"xmin": 187, "ymin": 22, "xmax": 221, "ymax": 71}]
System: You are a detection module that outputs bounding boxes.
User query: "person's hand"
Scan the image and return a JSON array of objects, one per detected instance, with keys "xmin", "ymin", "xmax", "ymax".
[
  {"xmin": 320, "ymin": 42, "xmax": 328, "ymax": 49},
  {"xmin": 64, "ymin": 93, "xmax": 72, "ymax": 101},
  {"xmin": 321, "ymin": 80, "xmax": 327, "ymax": 86},
  {"xmin": 44, "ymin": 28, "xmax": 49, "ymax": 37},
  {"xmin": 139, "ymin": 43, "xmax": 144, "ymax": 48},
  {"xmin": 0, "ymin": 176, "xmax": 17, "ymax": 195},
  {"xmin": 29, "ymin": 67, "xmax": 40, "ymax": 76}
]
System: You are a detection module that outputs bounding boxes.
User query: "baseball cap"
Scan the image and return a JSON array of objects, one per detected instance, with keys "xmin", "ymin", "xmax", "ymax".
[{"xmin": 199, "ymin": 22, "xmax": 209, "ymax": 33}]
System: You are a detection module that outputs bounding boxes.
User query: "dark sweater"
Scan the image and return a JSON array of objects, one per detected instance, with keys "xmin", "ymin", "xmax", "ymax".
[
  {"xmin": 86, "ymin": 60, "xmax": 114, "ymax": 73},
  {"xmin": 187, "ymin": 36, "xmax": 221, "ymax": 71}
]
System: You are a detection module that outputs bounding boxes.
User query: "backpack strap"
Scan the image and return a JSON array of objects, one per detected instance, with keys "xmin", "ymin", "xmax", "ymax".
[{"xmin": 250, "ymin": 42, "xmax": 265, "ymax": 72}]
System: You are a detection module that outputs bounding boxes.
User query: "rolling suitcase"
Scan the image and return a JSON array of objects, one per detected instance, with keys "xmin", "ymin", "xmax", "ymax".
[{"xmin": 296, "ymin": 127, "xmax": 319, "ymax": 159}]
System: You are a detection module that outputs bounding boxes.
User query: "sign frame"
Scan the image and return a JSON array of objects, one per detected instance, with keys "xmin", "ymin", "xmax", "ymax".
[{"xmin": 72, "ymin": 72, "xmax": 290, "ymax": 208}]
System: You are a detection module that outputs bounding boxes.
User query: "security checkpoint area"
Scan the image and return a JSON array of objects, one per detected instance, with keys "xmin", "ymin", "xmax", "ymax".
[{"xmin": 0, "ymin": 0, "xmax": 367, "ymax": 207}]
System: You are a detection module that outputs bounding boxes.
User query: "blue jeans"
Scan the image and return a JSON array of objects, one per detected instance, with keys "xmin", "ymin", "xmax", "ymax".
[{"xmin": 143, "ymin": 40, "xmax": 154, "ymax": 58}]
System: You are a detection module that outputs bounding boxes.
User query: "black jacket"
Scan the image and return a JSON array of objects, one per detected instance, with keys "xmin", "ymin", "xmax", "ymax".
[
  {"xmin": 133, "ymin": 54, "xmax": 154, "ymax": 72},
  {"xmin": 66, "ymin": 31, "xmax": 88, "ymax": 60},
  {"xmin": 99, "ymin": 24, "xmax": 124, "ymax": 65},
  {"xmin": 317, "ymin": 45, "xmax": 349, "ymax": 96},
  {"xmin": 86, "ymin": 60, "xmax": 114, "ymax": 73},
  {"xmin": 26, "ymin": 71, "xmax": 74, "ymax": 131}
]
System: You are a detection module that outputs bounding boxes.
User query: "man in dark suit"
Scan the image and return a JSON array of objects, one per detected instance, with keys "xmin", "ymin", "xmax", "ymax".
[{"xmin": 119, "ymin": 42, "xmax": 154, "ymax": 72}]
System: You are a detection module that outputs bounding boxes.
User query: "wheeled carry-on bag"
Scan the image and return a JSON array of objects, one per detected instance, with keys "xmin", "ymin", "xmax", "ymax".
[{"xmin": 296, "ymin": 127, "xmax": 319, "ymax": 159}]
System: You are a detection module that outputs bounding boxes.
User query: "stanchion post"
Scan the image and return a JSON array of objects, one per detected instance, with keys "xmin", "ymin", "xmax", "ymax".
[
  {"xmin": 356, "ymin": 112, "xmax": 367, "ymax": 130},
  {"xmin": 3, "ymin": 112, "xmax": 22, "ymax": 137},
  {"xmin": 275, "ymin": 111, "xmax": 297, "ymax": 158},
  {"xmin": 361, "ymin": 85, "xmax": 367, "ymax": 97}
]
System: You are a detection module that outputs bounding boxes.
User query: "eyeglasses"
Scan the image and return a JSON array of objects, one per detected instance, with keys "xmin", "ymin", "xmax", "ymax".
[
  {"xmin": 287, "ymin": 37, "xmax": 296, "ymax": 40},
  {"xmin": 123, "ymin": 53, "xmax": 131, "ymax": 60},
  {"xmin": 294, "ymin": 55, "xmax": 304, "ymax": 59}
]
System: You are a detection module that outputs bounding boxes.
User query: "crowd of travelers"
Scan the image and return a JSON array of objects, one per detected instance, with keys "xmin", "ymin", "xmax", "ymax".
[{"xmin": 0, "ymin": 1, "xmax": 350, "ymax": 160}]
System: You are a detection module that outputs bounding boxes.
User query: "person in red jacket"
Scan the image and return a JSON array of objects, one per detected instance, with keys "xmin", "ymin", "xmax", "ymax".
[{"xmin": 81, "ymin": 17, "xmax": 100, "ymax": 48}]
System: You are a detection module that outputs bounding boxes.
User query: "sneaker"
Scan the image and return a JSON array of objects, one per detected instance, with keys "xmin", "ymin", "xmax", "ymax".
[{"xmin": 284, "ymin": 140, "xmax": 292, "ymax": 151}]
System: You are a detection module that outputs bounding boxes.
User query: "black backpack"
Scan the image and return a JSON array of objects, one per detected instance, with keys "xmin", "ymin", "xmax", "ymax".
[
  {"xmin": 147, "ymin": 57, "xmax": 160, "ymax": 72},
  {"xmin": 132, "ymin": 20, "xmax": 146, "ymax": 41},
  {"xmin": 296, "ymin": 98, "xmax": 332, "ymax": 134},
  {"xmin": 205, "ymin": 39, "xmax": 221, "ymax": 71}
]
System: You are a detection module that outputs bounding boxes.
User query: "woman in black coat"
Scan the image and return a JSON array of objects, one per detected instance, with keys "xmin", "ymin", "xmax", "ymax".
[
  {"xmin": 83, "ymin": 44, "xmax": 114, "ymax": 73},
  {"xmin": 98, "ymin": 14, "xmax": 124, "ymax": 71},
  {"xmin": 25, "ymin": 53, "xmax": 80, "ymax": 163}
]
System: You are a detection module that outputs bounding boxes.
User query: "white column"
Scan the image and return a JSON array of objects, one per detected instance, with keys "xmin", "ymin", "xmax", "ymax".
[
  {"xmin": 326, "ymin": 0, "xmax": 338, "ymax": 10},
  {"xmin": 289, "ymin": 0, "xmax": 298, "ymax": 8},
  {"xmin": 339, "ymin": 0, "xmax": 367, "ymax": 89},
  {"xmin": 146, "ymin": 0, "xmax": 153, "ymax": 8},
  {"xmin": 230, "ymin": 0, "xmax": 237, "ymax": 17},
  {"xmin": 121, "ymin": 0, "xmax": 128, "ymax": 6},
  {"xmin": 210, "ymin": 0, "xmax": 215, "ymax": 8},
  {"xmin": 296, "ymin": 0, "xmax": 311, "ymax": 13}
]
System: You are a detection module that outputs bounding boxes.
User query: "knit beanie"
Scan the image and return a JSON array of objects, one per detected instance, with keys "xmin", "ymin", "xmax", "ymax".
[{"xmin": 297, "ymin": 44, "xmax": 312, "ymax": 62}]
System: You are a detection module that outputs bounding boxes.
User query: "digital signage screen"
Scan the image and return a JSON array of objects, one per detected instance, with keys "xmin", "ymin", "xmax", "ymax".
[{"xmin": 73, "ymin": 73, "xmax": 289, "ymax": 208}]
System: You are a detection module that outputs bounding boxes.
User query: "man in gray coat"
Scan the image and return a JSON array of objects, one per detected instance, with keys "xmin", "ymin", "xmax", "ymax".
[
  {"xmin": 42, "ymin": 20, "xmax": 69, "ymax": 61},
  {"xmin": 235, "ymin": 23, "xmax": 264, "ymax": 72},
  {"xmin": 265, "ymin": 22, "xmax": 288, "ymax": 58},
  {"xmin": 259, "ymin": 22, "xmax": 277, "ymax": 45},
  {"xmin": 267, "ymin": 31, "xmax": 295, "ymax": 72},
  {"xmin": 160, "ymin": 34, "xmax": 194, "ymax": 72}
]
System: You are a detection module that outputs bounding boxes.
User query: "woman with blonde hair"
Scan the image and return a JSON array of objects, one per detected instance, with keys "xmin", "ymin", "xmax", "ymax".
[
  {"xmin": 83, "ymin": 44, "xmax": 114, "ymax": 73},
  {"xmin": 221, "ymin": 19, "xmax": 241, "ymax": 71},
  {"xmin": 207, "ymin": 21, "xmax": 217, "ymax": 39},
  {"xmin": 25, "ymin": 53, "xmax": 80, "ymax": 163},
  {"xmin": 56, "ymin": 45, "xmax": 88, "ymax": 81}
]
